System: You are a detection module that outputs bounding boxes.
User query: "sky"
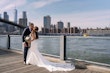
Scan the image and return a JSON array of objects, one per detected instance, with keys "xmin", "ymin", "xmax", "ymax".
[{"xmin": 0, "ymin": 0, "xmax": 110, "ymax": 30}]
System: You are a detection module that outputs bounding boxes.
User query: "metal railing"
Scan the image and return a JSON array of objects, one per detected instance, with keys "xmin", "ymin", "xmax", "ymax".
[
  {"xmin": 0, "ymin": 35, "xmax": 66, "ymax": 60},
  {"xmin": 0, "ymin": 35, "xmax": 110, "ymax": 66}
]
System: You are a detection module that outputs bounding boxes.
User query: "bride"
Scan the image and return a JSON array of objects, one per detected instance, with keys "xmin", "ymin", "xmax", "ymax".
[{"xmin": 26, "ymin": 26, "xmax": 75, "ymax": 72}]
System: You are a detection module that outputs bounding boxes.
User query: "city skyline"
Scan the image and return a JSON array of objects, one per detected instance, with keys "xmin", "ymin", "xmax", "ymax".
[{"xmin": 0, "ymin": 0, "xmax": 110, "ymax": 30}]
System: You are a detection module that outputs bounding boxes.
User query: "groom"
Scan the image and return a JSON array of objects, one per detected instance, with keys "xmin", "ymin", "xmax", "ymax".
[{"xmin": 22, "ymin": 23, "xmax": 34, "ymax": 64}]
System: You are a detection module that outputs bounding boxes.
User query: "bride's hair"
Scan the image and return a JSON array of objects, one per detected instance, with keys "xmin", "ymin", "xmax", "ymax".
[
  {"xmin": 35, "ymin": 26, "xmax": 39, "ymax": 39},
  {"xmin": 31, "ymin": 26, "xmax": 39, "ymax": 40},
  {"xmin": 34, "ymin": 26, "xmax": 39, "ymax": 31}
]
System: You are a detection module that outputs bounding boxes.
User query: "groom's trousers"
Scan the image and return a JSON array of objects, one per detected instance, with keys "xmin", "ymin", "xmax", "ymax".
[{"xmin": 24, "ymin": 47, "xmax": 28, "ymax": 63}]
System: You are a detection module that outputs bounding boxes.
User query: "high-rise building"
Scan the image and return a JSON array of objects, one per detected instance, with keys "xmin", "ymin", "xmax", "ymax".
[
  {"xmin": 12, "ymin": 9, "xmax": 18, "ymax": 31},
  {"xmin": 0, "ymin": 14, "xmax": 1, "ymax": 18},
  {"xmin": 19, "ymin": 18, "xmax": 27, "ymax": 26},
  {"xmin": 14, "ymin": 9, "xmax": 17, "ymax": 23},
  {"xmin": 19, "ymin": 11, "xmax": 27, "ymax": 27},
  {"xmin": 0, "ymin": 14, "xmax": 3, "ymax": 26},
  {"xmin": 44, "ymin": 15, "xmax": 51, "ymax": 29},
  {"xmin": 23, "ymin": 11, "xmax": 27, "ymax": 26},
  {"xmin": 3, "ymin": 12, "xmax": 9, "ymax": 32},
  {"xmin": 19, "ymin": 18, "xmax": 24, "ymax": 25},
  {"xmin": 57, "ymin": 21, "xmax": 64, "ymax": 29},
  {"xmin": 4, "ymin": 12, "xmax": 15, "ymax": 32},
  {"xmin": 23, "ymin": 11, "xmax": 27, "ymax": 19},
  {"xmin": 4, "ymin": 12, "xmax": 9, "ymax": 20},
  {"xmin": 67, "ymin": 22, "xmax": 70, "ymax": 28}
]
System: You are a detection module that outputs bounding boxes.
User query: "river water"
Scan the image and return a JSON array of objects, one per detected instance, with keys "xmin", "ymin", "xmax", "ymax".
[{"xmin": 0, "ymin": 35, "xmax": 110, "ymax": 64}]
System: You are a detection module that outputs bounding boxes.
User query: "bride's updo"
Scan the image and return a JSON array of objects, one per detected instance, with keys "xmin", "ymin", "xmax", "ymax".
[
  {"xmin": 34, "ymin": 26, "xmax": 39, "ymax": 31},
  {"xmin": 34, "ymin": 26, "xmax": 39, "ymax": 39}
]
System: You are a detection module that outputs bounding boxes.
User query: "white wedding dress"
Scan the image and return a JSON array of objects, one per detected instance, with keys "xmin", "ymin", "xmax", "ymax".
[{"xmin": 26, "ymin": 39, "xmax": 75, "ymax": 72}]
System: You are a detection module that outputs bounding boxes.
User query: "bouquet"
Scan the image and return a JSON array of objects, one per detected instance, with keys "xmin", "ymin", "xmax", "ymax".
[
  {"xmin": 25, "ymin": 36, "xmax": 31, "ymax": 48},
  {"xmin": 25, "ymin": 36, "xmax": 31, "ymax": 42}
]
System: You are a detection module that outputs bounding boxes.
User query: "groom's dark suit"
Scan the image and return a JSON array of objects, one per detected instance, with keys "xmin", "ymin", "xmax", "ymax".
[{"xmin": 22, "ymin": 27, "xmax": 31, "ymax": 63}]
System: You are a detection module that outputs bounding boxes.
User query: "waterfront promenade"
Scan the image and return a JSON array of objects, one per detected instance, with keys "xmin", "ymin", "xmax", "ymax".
[{"xmin": 0, "ymin": 49, "xmax": 110, "ymax": 73}]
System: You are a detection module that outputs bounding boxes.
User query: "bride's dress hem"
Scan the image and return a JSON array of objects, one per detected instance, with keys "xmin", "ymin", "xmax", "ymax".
[{"xmin": 26, "ymin": 39, "xmax": 75, "ymax": 72}]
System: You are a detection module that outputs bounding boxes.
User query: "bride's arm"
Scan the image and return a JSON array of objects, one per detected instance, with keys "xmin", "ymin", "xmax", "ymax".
[{"xmin": 31, "ymin": 31, "xmax": 36, "ymax": 41}]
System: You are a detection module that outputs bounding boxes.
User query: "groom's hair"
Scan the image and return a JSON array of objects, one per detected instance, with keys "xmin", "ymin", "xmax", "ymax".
[{"xmin": 29, "ymin": 22, "xmax": 34, "ymax": 26}]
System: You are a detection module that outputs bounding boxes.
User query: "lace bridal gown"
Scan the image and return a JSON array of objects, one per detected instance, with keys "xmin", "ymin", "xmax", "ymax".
[{"xmin": 26, "ymin": 39, "xmax": 75, "ymax": 72}]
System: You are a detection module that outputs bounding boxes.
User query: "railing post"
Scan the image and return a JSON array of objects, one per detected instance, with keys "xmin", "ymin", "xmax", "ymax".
[
  {"xmin": 7, "ymin": 35, "xmax": 10, "ymax": 49},
  {"xmin": 60, "ymin": 35, "xmax": 66, "ymax": 60}
]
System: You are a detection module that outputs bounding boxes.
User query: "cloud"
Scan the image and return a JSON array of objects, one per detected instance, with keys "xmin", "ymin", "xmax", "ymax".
[
  {"xmin": 51, "ymin": 10, "xmax": 110, "ymax": 28},
  {"xmin": 0, "ymin": 0, "xmax": 26, "ymax": 12},
  {"xmin": 69, "ymin": 10, "xmax": 110, "ymax": 22},
  {"xmin": 0, "ymin": 0, "xmax": 10, "ymax": 6},
  {"xmin": 30, "ymin": 0, "xmax": 62, "ymax": 9},
  {"xmin": 27, "ymin": 9, "xmax": 110, "ymax": 30}
]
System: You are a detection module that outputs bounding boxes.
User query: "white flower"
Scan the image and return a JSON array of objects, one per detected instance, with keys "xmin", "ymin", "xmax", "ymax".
[{"xmin": 25, "ymin": 36, "xmax": 31, "ymax": 42}]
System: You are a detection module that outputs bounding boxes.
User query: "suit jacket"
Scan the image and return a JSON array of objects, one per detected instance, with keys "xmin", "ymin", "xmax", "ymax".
[{"xmin": 22, "ymin": 27, "xmax": 31, "ymax": 42}]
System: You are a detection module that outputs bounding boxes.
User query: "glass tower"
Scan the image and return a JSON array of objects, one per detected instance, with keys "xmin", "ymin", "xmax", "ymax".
[{"xmin": 44, "ymin": 15, "xmax": 51, "ymax": 29}]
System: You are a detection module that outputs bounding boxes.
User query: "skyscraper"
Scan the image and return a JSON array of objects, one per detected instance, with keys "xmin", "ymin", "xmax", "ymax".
[
  {"xmin": 57, "ymin": 21, "xmax": 64, "ymax": 29},
  {"xmin": 13, "ymin": 9, "xmax": 18, "ymax": 31},
  {"xmin": 4, "ymin": 12, "xmax": 9, "ymax": 20},
  {"xmin": 67, "ymin": 22, "xmax": 70, "ymax": 33},
  {"xmin": 3, "ymin": 12, "xmax": 9, "ymax": 31},
  {"xmin": 44, "ymin": 15, "xmax": 51, "ymax": 29},
  {"xmin": 0, "ymin": 14, "xmax": 1, "ymax": 19},
  {"xmin": 67, "ymin": 22, "xmax": 70, "ymax": 28},
  {"xmin": 23, "ymin": 11, "xmax": 27, "ymax": 26},
  {"xmin": 14, "ymin": 9, "xmax": 17, "ymax": 23},
  {"xmin": 23, "ymin": 11, "xmax": 27, "ymax": 19},
  {"xmin": 19, "ymin": 18, "xmax": 24, "ymax": 25},
  {"xmin": 0, "ymin": 14, "xmax": 2, "ymax": 26},
  {"xmin": 19, "ymin": 11, "xmax": 27, "ymax": 27}
]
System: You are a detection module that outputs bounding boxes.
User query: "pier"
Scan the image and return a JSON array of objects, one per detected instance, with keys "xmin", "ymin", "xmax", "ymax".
[{"xmin": 0, "ymin": 49, "xmax": 110, "ymax": 73}]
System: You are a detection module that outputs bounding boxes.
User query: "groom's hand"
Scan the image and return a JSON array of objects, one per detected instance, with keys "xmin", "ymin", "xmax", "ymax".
[{"xmin": 23, "ymin": 42, "xmax": 28, "ymax": 47}]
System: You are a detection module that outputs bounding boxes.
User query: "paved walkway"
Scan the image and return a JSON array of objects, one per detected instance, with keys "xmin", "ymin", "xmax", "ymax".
[{"xmin": 0, "ymin": 49, "xmax": 109, "ymax": 73}]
